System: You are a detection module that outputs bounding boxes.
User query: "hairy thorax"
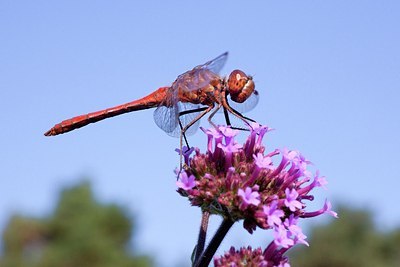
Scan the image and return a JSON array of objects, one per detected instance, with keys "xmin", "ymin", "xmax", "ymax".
[{"xmin": 178, "ymin": 79, "xmax": 224, "ymax": 106}]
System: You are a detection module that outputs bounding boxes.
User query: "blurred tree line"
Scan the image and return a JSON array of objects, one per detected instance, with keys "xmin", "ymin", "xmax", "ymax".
[
  {"xmin": 1, "ymin": 182, "xmax": 400, "ymax": 266},
  {"xmin": 0, "ymin": 182, "xmax": 152, "ymax": 267},
  {"xmin": 290, "ymin": 206, "xmax": 400, "ymax": 267}
]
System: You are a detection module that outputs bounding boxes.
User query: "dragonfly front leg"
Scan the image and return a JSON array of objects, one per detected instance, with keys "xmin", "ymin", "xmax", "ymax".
[
  {"xmin": 207, "ymin": 102, "xmax": 255, "ymax": 132},
  {"xmin": 221, "ymin": 93, "xmax": 256, "ymax": 131},
  {"xmin": 227, "ymin": 104, "xmax": 257, "ymax": 123},
  {"xmin": 221, "ymin": 105, "xmax": 257, "ymax": 132}
]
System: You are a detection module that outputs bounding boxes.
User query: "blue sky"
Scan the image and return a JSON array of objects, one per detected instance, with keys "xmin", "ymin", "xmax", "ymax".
[{"xmin": 1, "ymin": 1, "xmax": 399, "ymax": 266}]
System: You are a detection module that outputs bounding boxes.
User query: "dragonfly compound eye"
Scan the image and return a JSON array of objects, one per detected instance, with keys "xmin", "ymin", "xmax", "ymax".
[
  {"xmin": 228, "ymin": 69, "xmax": 255, "ymax": 103},
  {"xmin": 228, "ymin": 70, "xmax": 247, "ymax": 94}
]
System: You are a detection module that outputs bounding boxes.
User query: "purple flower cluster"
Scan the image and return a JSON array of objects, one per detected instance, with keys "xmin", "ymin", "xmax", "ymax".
[
  {"xmin": 176, "ymin": 124, "xmax": 337, "ymax": 266},
  {"xmin": 214, "ymin": 246, "xmax": 289, "ymax": 267}
]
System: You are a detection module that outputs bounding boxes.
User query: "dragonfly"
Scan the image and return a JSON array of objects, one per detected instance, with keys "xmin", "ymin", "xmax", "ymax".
[{"xmin": 44, "ymin": 52, "xmax": 259, "ymax": 149}]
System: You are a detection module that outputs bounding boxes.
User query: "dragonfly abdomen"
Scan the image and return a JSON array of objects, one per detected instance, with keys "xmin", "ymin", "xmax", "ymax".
[{"xmin": 44, "ymin": 87, "xmax": 169, "ymax": 136}]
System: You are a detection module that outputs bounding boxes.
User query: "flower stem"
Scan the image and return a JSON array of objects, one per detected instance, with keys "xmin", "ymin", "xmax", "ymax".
[
  {"xmin": 194, "ymin": 218, "xmax": 234, "ymax": 267},
  {"xmin": 194, "ymin": 211, "xmax": 210, "ymax": 263}
]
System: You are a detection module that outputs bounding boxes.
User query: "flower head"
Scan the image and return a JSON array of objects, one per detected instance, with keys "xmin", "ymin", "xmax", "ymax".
[
  {"xmin": 176, "ymin": 124, "xmax": 336, "ymax": 263},
  {"xmin": 214, "ymin": 246, "xmax": 290, "ymax": 267}
]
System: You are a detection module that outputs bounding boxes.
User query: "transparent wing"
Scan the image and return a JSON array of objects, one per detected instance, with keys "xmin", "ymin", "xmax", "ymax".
[
  {"xmin": 227, "ymin": 90, "xmax": 259, "ymax": 113},
  {"xmin": 165, "ymin": 102, "xmax": 203, "ymax": 137},
  {"xmin": 153, "ymin": 102, "xmax": 204, "ymax": 137},
  {"xmin": 153, "ymin": 86, "xmax": 180, "ymax": 134},
  {"xmin": 195, "ymin": 51, "xmax": 228, "ymax": 74},
  {"xmin": 171, "ymin": 52, "xmax": 228, "ymax": 93},
  {"xmin": 153, "ymin": 105, "xmax": 179, "ymax": 134}
]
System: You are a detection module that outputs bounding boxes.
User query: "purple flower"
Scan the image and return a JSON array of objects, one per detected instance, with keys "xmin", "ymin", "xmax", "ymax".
[
  {"xmin": 238, "ymin": 187, "xmax": 261, "ymax": 208},
  {"xmin": 217, "ymin": 141, "xmax": 242, "ymax": 154},
  {"xmin": 176, "ymin": 171, "xmax": 196, "ymax": 190},
  {"xmin": 314, "ymin": 171, "xmax": 328, "ymax": 189},
  {"xmin": 298, "ymin": 170, "xmax": 328, "ymax": 195},
  {"xmin": 175, "ymin": 146, "xmax": 194, "ymax": 165},
  {"xmin": 218, "ymin": 141, "xmax": 242, "ymax": 169},
  {"xmin": 254, "ymin": 124, "xmax": 270, "ymax": 147},
  {"xmin": 270, "ymin": 148, "xmax": 294, "ymax": 177},
  {"xmin": 214, "ymin": 246, "xmax": 270, "ymax": 267},
  {"xmin": 175, "ymin": 124, "xmax": 334, "ymax": 266},
  {"xmin": 323, "ymin": 200, "xmax": 338, "ymax": 218},
  {"xmin": 284, "ymin": 215, "xmax": 309, "ymax": 246},
  {"xmin": 263, "ymin": 201, "xmax": 285, "ymax": 227},
  {"xmin": 219, "ymin": 126, "xmax": 239, "ymax": 145},
  {"xmin": 273, "ymin": 224, "xmax": 294, "ymax": 248},
  {"xmin": 284, "ymin": 188, "xmax": 302, "ymax": 212},
  {"xmin": 249, "ymin": 121, "xmax": 263, "ymax": 133},
  {"xmin": 302, "ymin": 199, "xmax": 338, "ymax": 218},
  {"xmin": 253, "ymin": 153, "xmax": 273, "ymax": 169},
  {"xmin": 282, "ymin": 148, "xmax": 299, "ymax": 162},
  {"xmin": 263, "ymin": 242, "xmax": 291, "ymax": 266},
  {"xmin": 201, "ymin": 126, "xmax": 223, "ymax": 152}
]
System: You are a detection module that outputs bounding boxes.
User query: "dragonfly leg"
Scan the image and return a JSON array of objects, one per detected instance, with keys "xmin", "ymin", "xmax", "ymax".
[
  {"xmin": 180, "ymin": 105, "xmax": 214, "ymax": 134},
  {"xmin": 221, "ymin": 95, "xmax": 256, "ymax": 131},
  {"xmin": 178, "ymin": 106, "xmax": 210, "ymax": 116},
  {"xmin": 178, "ymin": 105, "xmax": 214, "ymax": 169},
  {"xmin": 178, "ymin": 106, "xmax": 210, "ymax": 149},
  {"xmin": 178, "ymin": 119, "xmax": 191, "ymax": 149},
  {"xmin": 228, "ymin": 105, "xmax": 257, "ymax": 123},
  {"xmin": 223, "ymin": 106, "xmax": 232, "ymax": 127},
  {"xmin": 208, "ymin": 103, "xmax": 256, "ymax": 132},
  {"xmin": 207, "ymin": 104, "xmax": 252, "ymax": 132},
  {"xmin": 221, "ymin": 106, "xmax": 256, "ymax": 131},
  {"xmin": 206, "ymin": 104, "xmax": 222, "ymax": 129}
]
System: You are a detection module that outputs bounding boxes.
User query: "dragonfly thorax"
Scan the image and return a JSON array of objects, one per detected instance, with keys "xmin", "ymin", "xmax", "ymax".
[{"xmin": 178, "ymin": 79, "xmax": 224, "ymax": 106}]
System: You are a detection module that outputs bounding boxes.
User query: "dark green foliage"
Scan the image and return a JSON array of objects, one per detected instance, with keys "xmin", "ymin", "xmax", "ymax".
[
  {"xmin": 290, "ymin": 206, "xmax": 400, "ymax": 267},
  {"xmin": 0, "ymin": 181, "xmax": 153, "ymax": 267}
]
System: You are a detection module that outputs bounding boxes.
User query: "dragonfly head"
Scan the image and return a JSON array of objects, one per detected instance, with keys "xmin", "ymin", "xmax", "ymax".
[{"xmin": 227, "ymin": 69, "xmax": 255, "ymax": 103}]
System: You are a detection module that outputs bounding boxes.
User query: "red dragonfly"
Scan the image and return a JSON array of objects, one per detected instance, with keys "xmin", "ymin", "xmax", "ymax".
[{"xmin": 45, "ymin": 52, "xmax": 259, "ymax": 144}]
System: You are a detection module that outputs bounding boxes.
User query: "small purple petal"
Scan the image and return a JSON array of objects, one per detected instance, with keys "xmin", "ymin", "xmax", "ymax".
[
  {"xmin": 253, "ymin": 153, "xmax": 273, "ymax": 169},
  {"xmin": 263, "ymin": 201, "xmax": 284, "ymax": 227},
  {"xmin": 175, "ymin": 146, "xmax": 195, "ymax": 165},
  {"xmin": 201, "ymin": 126, "xmax": 222, "ymax": 139},
  {"xmin": 238, "ymin": 187, "xmax": 261, "ymax": 207},
  {"xmin": 301, "ymin": 199, "xmax": 338, "ymax": 218},
  {"xmin": 201, "ymin": 126, "xmax": 223, "ymax": 152},
  {"xmin": 324, "ymin": 200, "xmax": 338, "ymax": 218},
  {"xmin": 217, "ymin": 141, "xmax": 243, "ymax": 169},
  {"xmin": 217, "ymin": 142, "xmax": 242, "ymax": 154},
  {"xmin": 249, "ymin": 121, "xmax": 263, "ymax": 132},
  {"xmin": 273, "ymin": 225, "xmax": 294, "ymax": 248},
  {"xmin": 176, "ymin": 172, "xmax": 196, "ymax": 190},
  {"xmin": 219, "ymin": 126, "xmax": 239, "ymax": 143},
  {"xmin": 315, "ymin": 171, "xmax": 328, "ymax": 189},
  {"xmin": 281, "ymin": 148, "xmax": 299, "ymax": 162},
  {"xmin": 284, "ymin": 188, "xmax": 302, "ymax": 212},
  {"xmin": 284, "ymin": 215, "xmax": 309, "ymax": 246}
]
